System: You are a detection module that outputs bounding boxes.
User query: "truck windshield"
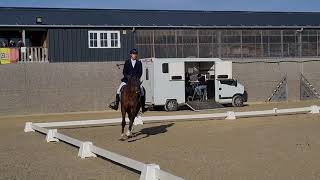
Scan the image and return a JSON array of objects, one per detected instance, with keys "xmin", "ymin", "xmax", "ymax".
[{"xmin": 219, "ymin": 79, "xmax": 237, "ymax": 86}]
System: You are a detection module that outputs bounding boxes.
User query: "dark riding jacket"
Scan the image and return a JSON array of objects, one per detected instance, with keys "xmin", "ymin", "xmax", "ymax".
[{"xmin": 121, "ymin": 59, "xmax": 143, "ymax": 83}]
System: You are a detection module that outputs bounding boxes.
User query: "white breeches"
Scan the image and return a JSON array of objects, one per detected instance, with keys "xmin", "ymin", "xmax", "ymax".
[{"xmin": 116, "ymin": 82, "xmax": 144, "ymax": 96}]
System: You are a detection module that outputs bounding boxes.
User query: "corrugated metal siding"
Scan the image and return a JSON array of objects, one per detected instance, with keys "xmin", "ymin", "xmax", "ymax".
[{"xmin": 48, "ymin": 28, "xmax": 134, "ymax": 62}]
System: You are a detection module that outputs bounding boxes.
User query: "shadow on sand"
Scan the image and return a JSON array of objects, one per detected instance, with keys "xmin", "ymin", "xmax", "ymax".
[{"xmin": 128, "ymin": 123, "xmax": 174, "ymax": 142}]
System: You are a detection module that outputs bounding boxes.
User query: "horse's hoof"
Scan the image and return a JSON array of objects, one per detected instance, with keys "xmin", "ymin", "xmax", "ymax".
[
  {"xmin": 126, "ymin": 131, "xmax": 131, "ymax": 137},
  {"xmin": 119, "ymin": 134, "xmax": 126, "ymax": 141}
]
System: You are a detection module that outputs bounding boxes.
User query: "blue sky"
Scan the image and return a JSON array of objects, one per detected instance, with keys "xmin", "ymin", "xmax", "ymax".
[{"xmin": 0, "ymin": 0, "xmax": 319, "ymax": 12}]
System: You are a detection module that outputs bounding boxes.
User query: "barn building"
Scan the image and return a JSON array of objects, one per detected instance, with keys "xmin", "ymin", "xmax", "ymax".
[{"xmin": 1, "ymin": 7, "xmax": 320, "ymax": 61}]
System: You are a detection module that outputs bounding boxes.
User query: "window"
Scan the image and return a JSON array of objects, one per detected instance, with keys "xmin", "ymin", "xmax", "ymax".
[
  {"xmin": 110, "ymin": 32, "xmax": 119, "ymax": 48},
  {"xmin": 217, "ymin": 75, "xmax": 229, "ymax": 79},
  {"xmin": 89, "ymin": 32, "xmax": 98, "ymax": 48},
  {"xmin": 220, "ymin": 79, "xmax": 237, "ymax": 86},
  {"xmin": 146, "ymin": 68, "xmax": 149, "ymax": 80},
  {"xmin": 162, "ymin": 63, "xmax": 169, "ymax": 73},
  {"xmin": 100, "ymin": 32, "xmax": 108, "ymax": 47},
  {"xmin": 88, "ymin": 31, "xmax": 120, "ymax": 48},
  {"xmin": 171, "ymin": 76, "xmax": 182, "ymax": 80}
]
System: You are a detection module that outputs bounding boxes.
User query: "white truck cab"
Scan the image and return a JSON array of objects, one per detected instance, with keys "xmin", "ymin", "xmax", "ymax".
[
  {"xmin": 214, "ymin": 61, "xmax": 247, "ymax": 107},
  {"xmin": 216, "ymin": 78, "xmax": 247, "ymax": 107},
  {"xmin": 141, "ymin": 58, "xmax": 247, "ymax": 111}
]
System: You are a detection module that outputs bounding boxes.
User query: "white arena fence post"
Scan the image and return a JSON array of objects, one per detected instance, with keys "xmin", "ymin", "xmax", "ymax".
[
  {"xmin": 46, "ymin": 129, "xmax": 59, "ymax": 142},
  {"xmin": 134, "ymin": 115, "xmax": 144, "ymax": 125},
  {"xmin": 310, "ymin": 105, "xmax": 320, "ymax": 114},
  {"xmin": 78, "ymin": 141, "xmax": 97, "ymax": 159},
  {"xmin": 225, "ymin": 111, "xmax": 236, "ymax": 120},
  {"xmin": 273, "ymin": 108, "xmax": 278, "ymax": 114},
  {"xmin": 24, "ymin": 122, "xmax": 35, "ymax": 132},
  {"xmin": 139, "ymin": 164, "xmax": 160, "ymax": 180}
]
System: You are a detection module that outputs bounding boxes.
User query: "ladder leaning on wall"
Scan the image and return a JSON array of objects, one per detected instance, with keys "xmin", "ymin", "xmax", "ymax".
[
  {"xmin": 300, "ymin": 73, "xmax": 320, "ymax": 100},
  {"xmin": 267, "ymin": 75, "xmax": 288, "ymax": 102}
]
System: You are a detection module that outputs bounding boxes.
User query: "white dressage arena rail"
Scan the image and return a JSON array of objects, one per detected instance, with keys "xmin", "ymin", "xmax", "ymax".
[
  {"xmin": 24, "ymin": 105, "xmax": 319, "ymax": 180},
  {"xmin": 24, "ymin": 122, "xmax": 184, "ymax": 180},
  {"xmin": 31, "ymin": 105, "xmax": 320, "ymax": 128}
]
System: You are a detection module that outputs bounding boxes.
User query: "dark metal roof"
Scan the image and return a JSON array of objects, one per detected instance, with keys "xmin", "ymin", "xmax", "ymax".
[{"xmin": 1, "ymin": 7, "xmax": 320, "ymax": 28}]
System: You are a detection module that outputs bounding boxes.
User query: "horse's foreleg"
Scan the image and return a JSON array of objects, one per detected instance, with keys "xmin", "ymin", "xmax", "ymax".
[
  {"xmin": 129, "ymin": 119, "xmax": 134, "ymax": 132},
  {"xmin": 121, "ymin": 110, "xmax": 126, "ymax": 137},
  {"xmin": 126, "ymin": 113, "xmax": 134, "ymax": 137}
]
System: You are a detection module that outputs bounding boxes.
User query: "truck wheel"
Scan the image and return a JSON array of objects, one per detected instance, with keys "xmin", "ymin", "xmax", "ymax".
[
  {"xmin": 165, "ymin": 100, "xmax": 178, "ymax": 111},
  {"xmin": 232, "ymin": 95, "xmax": 244, "ymax": 107}
]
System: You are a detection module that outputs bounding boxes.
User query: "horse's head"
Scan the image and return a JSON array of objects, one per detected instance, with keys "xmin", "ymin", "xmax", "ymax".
[{"xmin": 127, "ymin": 76, "xmax": 141, "ymax": 95}]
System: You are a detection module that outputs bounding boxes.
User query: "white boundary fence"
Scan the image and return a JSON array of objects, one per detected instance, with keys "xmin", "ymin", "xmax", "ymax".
[
  {"xmin": 32, "ymin": 105, "xmax": 320, "ymax": 128},
  {"xmin": 24, "ymin": 122, "xmax": 184, "ymax": 180},
  {"xmin": 24, "ymin": 105, "xmax": 320, "ymax": 180}
]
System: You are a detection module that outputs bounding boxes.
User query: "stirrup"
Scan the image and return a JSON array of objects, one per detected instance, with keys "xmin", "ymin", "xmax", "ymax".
[{"xmin": 109, "ymin": 102, "xmax": 118, "ymax": 110}]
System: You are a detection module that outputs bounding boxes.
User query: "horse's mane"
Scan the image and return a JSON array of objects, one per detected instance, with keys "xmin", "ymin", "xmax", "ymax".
[{"xmin": 127, "ymin": 76, "xmax": 140, "ymax": 92}]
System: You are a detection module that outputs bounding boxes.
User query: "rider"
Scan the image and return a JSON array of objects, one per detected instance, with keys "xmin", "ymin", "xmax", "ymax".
[{"xmin": 109, "ymin": 48, "xmax": 148, "ymax": 112}]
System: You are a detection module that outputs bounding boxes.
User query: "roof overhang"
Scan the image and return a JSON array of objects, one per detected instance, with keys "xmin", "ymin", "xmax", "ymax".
[{"xmin": 0, "ymin": 24, "xmax": 319, "ymax": 29}]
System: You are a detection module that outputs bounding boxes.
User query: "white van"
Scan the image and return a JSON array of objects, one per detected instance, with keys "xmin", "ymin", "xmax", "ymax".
[{"xmin": 141, "ymin": 58, "xmax": 247, "ymax": 111}]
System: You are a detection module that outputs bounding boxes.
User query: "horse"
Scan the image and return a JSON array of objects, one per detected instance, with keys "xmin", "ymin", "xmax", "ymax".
[{"xmin": 120, "ymin": 76, "xmax": 142, "ymax": 139}]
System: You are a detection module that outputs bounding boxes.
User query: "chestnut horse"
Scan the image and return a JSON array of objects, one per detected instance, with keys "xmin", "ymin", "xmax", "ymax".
[{"xmin": 120, "ymin": 76, "xmax": 141, "ymax": 138}]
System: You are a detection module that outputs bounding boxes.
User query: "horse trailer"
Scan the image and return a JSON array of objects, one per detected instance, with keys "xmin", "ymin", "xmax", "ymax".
[{"xmin": 141, "ymin": 58, "xmax": 247, "ymax": 111}]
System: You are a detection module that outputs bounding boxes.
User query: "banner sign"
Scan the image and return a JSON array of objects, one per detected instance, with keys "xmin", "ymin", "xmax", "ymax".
[{"xmin": 0, "ymin": 48, "xmax": 19, "ymax": 64}]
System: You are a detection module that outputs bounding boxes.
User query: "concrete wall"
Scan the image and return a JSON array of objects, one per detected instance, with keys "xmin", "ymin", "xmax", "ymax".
[
  {"xmin": 0, "ymin": 59, "xmax": 320, "ymax": 116},
  {"xmin": 232, "ymin": 59, "xmax": 320, "ymax": 102},
  {"xmin": 0, "ymin": 62, "xmax": 122, "ymax": 116}
]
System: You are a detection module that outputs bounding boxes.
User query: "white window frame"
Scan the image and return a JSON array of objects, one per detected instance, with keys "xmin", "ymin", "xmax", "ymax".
[
  {"xmin": 88, "ymin": 30, "xmax": 121, "ymax": 48},
  {"xmin": 88, "ymin": 31, "xmax": 98, "ymax": 48}
]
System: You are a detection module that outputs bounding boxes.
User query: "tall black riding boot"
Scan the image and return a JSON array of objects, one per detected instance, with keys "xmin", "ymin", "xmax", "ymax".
[
  {"xmin": 109, "ymin": 94, "xmax": 120, "ymax": 110},
  {"xmin": 140, "ymin": 95, "xmax": 148, "ymax": 113}
]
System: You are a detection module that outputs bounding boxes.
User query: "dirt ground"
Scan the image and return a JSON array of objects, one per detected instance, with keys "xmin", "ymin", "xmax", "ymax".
[{"xmin": 1, "ymin": 100, "xmax": 320, "ymax": 180}]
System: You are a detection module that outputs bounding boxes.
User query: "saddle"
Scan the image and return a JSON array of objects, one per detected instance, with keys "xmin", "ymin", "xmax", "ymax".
[{"xmin": 120, "ymin": 81, "xmax": 144, "ymax": 94}]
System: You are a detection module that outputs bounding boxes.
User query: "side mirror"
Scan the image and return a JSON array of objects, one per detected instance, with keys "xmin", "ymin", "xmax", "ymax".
[{"xmin": 234, "ymin": 80, "xmax": 238, "ymax": 87}]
